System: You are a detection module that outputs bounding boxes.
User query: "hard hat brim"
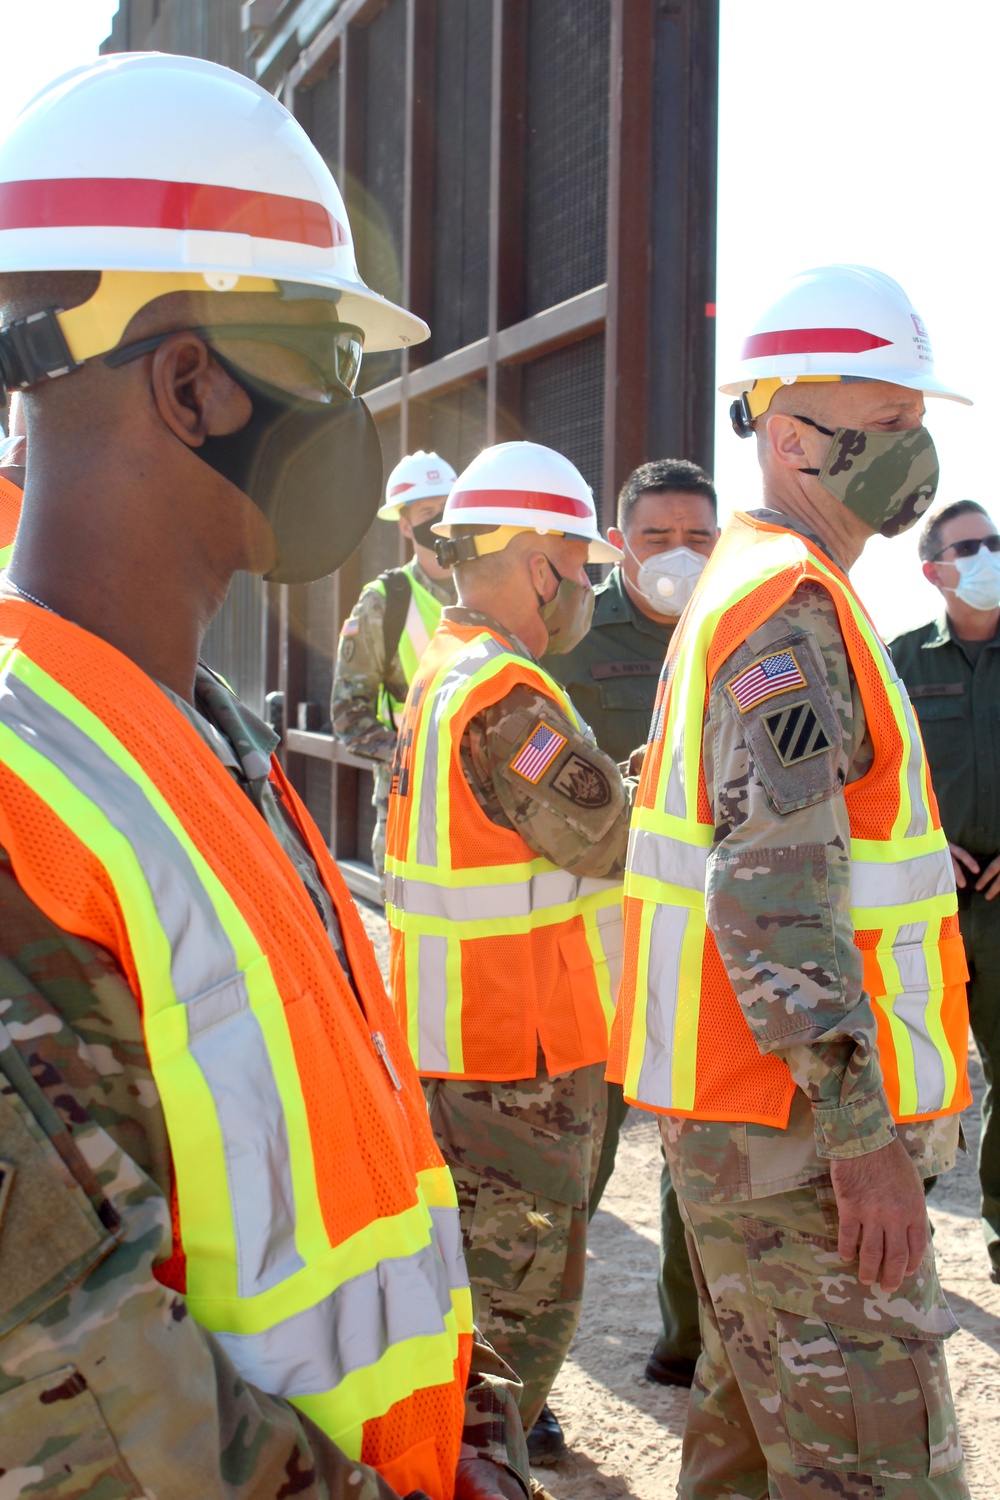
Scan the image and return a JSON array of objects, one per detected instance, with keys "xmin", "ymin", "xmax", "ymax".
[
  {"xmin": 376, "ymin": 492, "xmax": 451, "ymax": 522},
  {"xmin": 718, "ymin": 371, "xmax": 972, "ymax": 407}
]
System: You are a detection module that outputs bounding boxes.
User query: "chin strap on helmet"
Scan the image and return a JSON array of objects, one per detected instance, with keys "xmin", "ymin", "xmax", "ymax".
[{"xmin": 0, "ymin": 308, "xmax": 80, "ymax": 397}]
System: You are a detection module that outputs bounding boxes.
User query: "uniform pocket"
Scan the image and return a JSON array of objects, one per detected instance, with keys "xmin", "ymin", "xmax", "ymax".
[
  {"xmin": 741, "ymin": 1215, "xmax": 963, "ymax": 1482},
  {"xmin": 0, "ymin": 1368, "xmax": 144, "ymax": 1497},
  {"xmin": 0, "ymin": 1088, "xmax": 119, "ymax": 1339}
]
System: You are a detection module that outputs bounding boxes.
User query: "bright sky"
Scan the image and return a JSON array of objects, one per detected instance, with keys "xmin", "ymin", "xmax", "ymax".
[
  {"xmin": 715, "ymin": 0, "xmax": 997, "ymax": 638},
  {"xmin": 0, "ymin": 0, "xmax": 992, "ymax": 639}
]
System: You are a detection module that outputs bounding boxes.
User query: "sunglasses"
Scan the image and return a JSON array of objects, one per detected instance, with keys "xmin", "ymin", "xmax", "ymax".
[
  {"xmin": 105, "ymin": 322, "xmax": 365, "ymax": 399},
  {"xmin": 930, "ymin": 534, "xmax": 1000, "ymax": 562}
]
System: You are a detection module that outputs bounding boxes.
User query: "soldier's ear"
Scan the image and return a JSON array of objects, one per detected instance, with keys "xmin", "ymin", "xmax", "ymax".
[{"xmin": 766, "ymin": 412, "xmax": 810, "ymax": 471}]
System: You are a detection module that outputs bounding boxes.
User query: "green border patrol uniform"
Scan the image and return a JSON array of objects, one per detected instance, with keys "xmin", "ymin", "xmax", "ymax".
[
  {"xmin": 889, "ymin": 610, "xmax": 1000, "ymax": 1281},
  {"xmin": 546, "ymin": 564, "xmax": 700, "ymax": 1371}
]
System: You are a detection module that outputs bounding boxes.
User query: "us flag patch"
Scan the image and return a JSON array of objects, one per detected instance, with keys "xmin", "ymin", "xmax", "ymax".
[
  {"xmin": 510, "ymin": 722, "xmax": 567, "ymax": 783},
  {"xmin": 727, "ymin": 650, "xmax": 806, "ymax": 712},
  {"xmin": 763, "ymin": 700, "xmax": 831, "ymax": 766}
]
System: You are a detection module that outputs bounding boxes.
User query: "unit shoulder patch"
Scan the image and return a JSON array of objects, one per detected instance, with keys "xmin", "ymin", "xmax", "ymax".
[
  {"xmin": 727, "ymin": 649, "xmax": 807, "ymax": 712},
  {"xmin": 509, "ymin": 721, "xmax": 568, "ymax": 783},
  {"xmin": 551, "ymin": 752, "xmax": 611, "ymax": 808},
  {"xmin": 762, "ymin": 699, "xmax": 832, "ymax": 766}
]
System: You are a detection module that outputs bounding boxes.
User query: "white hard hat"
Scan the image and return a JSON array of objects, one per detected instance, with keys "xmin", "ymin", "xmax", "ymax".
[
  {"xmin": 432, "ymin": 441, "xmax": 622, "ymax": 564},
  {"xmin": 720, "ymin": 265, "xmax": 970, "ymax": 429},
  {"xmin": 0, "ymin": 53, "xmax": 428, "ymax": 355},
  {"xmin": 377, "ymin": 450, "xmax": 457, "ymax": 520}
]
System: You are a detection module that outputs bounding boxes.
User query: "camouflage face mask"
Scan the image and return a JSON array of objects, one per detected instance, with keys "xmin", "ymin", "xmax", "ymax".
[{"xmin": 796, "ymin": 416, "xmax": 939, "ymax": 539}]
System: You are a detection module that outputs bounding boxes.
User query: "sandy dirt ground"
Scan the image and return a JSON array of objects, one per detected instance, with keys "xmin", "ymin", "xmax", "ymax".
[{"xmin": 357, "ymin": 903, "xmax": 1000, "ymax": 1499}]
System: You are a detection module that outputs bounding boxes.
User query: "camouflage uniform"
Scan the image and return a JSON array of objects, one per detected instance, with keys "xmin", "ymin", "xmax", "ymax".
[
  {"xmin": 661, "ymin": 511, "xmax": 968, "ymax": 1498},
  {"xmin": 332, "ymin": 562, "xmax": 455, "ymax": 876},
  {"xmin": 423, "ymin": 606, "xmax": 630, "ymax": 1432},
  {"xmin": 0, "ymin": 665, "xmax": 528, "ymax": 1499}
]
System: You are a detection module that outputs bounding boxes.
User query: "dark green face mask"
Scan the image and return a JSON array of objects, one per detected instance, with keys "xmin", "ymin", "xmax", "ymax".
[{"xmin": 797, "ymin": 416, "xmax": 939, "ymax": 539}]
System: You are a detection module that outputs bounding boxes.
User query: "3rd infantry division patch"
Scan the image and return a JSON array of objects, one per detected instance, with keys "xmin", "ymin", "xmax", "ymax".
[{"xmin": 762, "ymin": 699, "xmax": 831, "ymax": 766}]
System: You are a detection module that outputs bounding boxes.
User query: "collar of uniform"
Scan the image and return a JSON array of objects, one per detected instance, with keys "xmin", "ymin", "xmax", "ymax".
[
  {"xmin": 749, "ymin": 507, "xmax": 848, "ymax": 572},
  {"xmin": 409, "ymin": 556, "xmax": 457, "ymax": 606},
  {"xmin": 597, "ymin": 564, "xmax": 678, "ymax": 641},
  {"xmin": 925, "ymin": 609, "xmax": 1000, "ymax": 650},
  {"xmin": 442, "ymin": 604, "xmax": 536, "ymax": 662},
  {"xmin": 158, "ymin": 665, "xmax": 278, "ymax": 783}
]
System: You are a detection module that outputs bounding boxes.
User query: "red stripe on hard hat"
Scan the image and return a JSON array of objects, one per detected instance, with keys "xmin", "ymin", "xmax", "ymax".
[
  {"xmin": 742, "ymin": 327, "xmax": 892, "ymax": 359},
  {"xmin": 450, "ymin": 488, "xmax": 592, "ymax": 519},
  {"xmin": 389, "ymin": 481, "xmax": 416, "ymax": 498},
  {"xmin": 0, "ymin": 177, "xmax": 346, "ymax": 250}
]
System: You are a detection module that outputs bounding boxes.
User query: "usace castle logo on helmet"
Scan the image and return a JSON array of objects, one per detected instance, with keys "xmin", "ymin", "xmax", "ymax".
[{"xmin": 910, "ymin": 312, "xmax": 932, "ymax": 362}]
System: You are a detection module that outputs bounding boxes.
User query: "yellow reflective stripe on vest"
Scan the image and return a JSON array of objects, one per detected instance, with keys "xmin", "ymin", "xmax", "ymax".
[
  {"xmin": 373, "ymin": 564, "xmax": 445, "ymax": 722},
  {"xmin": 0, "ymin": 542, "xmax": 12, "ymax": 569},
  {"xmin": 0, "ymin": 645, "xmax": 469, "ymax": 1450}
]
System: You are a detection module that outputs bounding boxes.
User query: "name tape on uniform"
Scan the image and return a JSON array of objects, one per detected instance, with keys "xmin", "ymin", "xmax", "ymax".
[
  {"xmin": 727, "ymin": 650, "xmax": 806, "ymax": 712},
  {"xmin": 510, "ymin": 722, "xmax": 567, "ymax": 783}
]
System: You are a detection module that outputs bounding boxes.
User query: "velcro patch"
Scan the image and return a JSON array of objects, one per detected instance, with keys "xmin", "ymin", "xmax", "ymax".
[
  {"xmin": 763, "ymin": 700, "xmax": 832, "ymax": 766},
  {"xmin": 510, "ymin": 722, "xmax": 568, "ymax": 783},
  {"xmin": 340, "ymin": 617, "xmax": 360, "ymax": 637},
  {"xmin": 728, "ymin": 650, "xmax": 807, "ymax": 712},
  {"xmin": 551, "ymin": 752, "xmax": 611, "ymax": 808},
  {"xmin": 0, "ymin": 1161, "xmax": 13, "ymax": 1242}
]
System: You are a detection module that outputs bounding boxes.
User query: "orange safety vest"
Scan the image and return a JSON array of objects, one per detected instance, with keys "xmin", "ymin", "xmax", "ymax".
[
  {"xmin": 385, "ymin": 616, "xmax": 623, "ymax": 1082},
  {"xmin": 0, "ymin": 473, "xmax": 22, "ymax": 568},
  {"xmin": 608, "ymin": 512, "xmax": 970, "ymax": 1127},
  {"xmin": 0, "ymin": 598, "xmax": 472, "ymax": 1500}
]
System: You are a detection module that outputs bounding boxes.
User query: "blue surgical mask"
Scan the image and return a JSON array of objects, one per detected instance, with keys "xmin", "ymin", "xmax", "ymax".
[{"xmin": 949, "ymin": 548, "xmax": 1000, "ymax": 612}]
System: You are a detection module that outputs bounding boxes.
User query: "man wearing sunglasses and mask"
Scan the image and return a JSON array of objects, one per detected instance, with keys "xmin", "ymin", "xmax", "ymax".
[
  {"xmin": 0, "ymin": 55, "xmax": 530, "ymax": 1500},
  {"xmin": 385, "ymin": 441, "xmax": 630, "ymax": 1466},
  {"xmin": 890, "ymin": 500, "xmax": 1000, "ymax": 1289},
  {"xmin": 608, "ymin": 265, "xmax": 973, "ymax": 1498},
  {"xmin": 333, "ymin": 451, "xmax": 457, "ymax": 886}
]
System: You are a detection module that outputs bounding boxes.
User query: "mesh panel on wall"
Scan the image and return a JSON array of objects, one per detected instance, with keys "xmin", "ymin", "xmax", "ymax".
[
  {"xmin": 430, "ymin": 0, "xmax": 492, "ymax": 359},
  {"xmin": 424, "ymin": 381, "xmax": 488, "ymax": 473},
  {"xmin": 201, "ymin": 572, "xmax": 265, "ymax": 714},
  {"xmin": 524, "ymin": 0, "xmax": 610, "ymax": 316},
  {"xmin": 304, "ymin": 758, "xmax": 332, "ymax": 844},
  {"xmin": 521, "ymin": 333, "xmax": 606, "ymax": 524},
  {"xmin": 305, "ymin": 576, "xmax": 335, "ymax": 725},
  {"xmin": 360, "ymin": 0, "xmax": 406, "ymax": 393},
  {"xmin": 301, "ymin": 60, "xmax": 341, "ymax": 172},
  {"xmin": 351, "ymin": 411, "xmax": 403, "ymax": 597}
]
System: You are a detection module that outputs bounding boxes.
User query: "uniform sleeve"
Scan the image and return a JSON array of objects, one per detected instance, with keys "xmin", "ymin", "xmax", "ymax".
[
  {"xmin": 331, "ymin": 585, "xmax": 401, "ymax": 763},
  {"xmin": 704, "ymin": 580, "xmax": 896, "ymax": 1161},
  {"xmin": 461, "ymin": 1333, "xmax": 530, "ymax": 1493},
  {"xmin": 467, "ymin": 684, "xmax": 632, "ymax": 878}
]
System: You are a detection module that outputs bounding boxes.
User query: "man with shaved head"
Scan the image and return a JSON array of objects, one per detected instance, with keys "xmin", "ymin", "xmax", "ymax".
[{"xmin": 609, "ymin": 267, "xmax": 972, "ymax": 1498}]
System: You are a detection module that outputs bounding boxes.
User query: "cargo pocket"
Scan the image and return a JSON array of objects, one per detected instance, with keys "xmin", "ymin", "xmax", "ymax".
[
  {"xmin": 0, "ymin": 1368, "xmax": 144, "ymax": 1498},
  {"xmin": 741, "ymin": 1215, "xmax": 963, "ymax": 1483}
]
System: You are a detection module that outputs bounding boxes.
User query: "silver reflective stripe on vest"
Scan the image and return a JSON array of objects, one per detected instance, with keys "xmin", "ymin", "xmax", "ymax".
[
  {"xmin": 387, "ymin": 867, "xmax": 619, "ymax": 922},
  {"xmin": 405, "ymin": 589, "xmax": 431, "ymax": 662},
  {"xmin": 849, "ymin": 846, "xmax": 954, "ymax": 911},
  {"xmin": 885, "ymin": 923, "xmax": 948, "ymax": 1113},
  {"xmin": 415, "ymin": 638, "xmax": 506, "ymax": 868},
  {"xmin": 417, "ymin": 933, "xmax": 451, "ymax": 1073},
  {"xmin": 627, "ymin": 825, "xmax": 708, "ymax": 894},
  {"xmin": 635, "ymin": 904, "xmax": 690, "ymax": 1109},
  {"xmin": 594, "ymin": 901, "xmax": 624, "ymax": 997},
  {"xmin": 0, "ymin": 670, "xmax": 304, "ymax": 1296},
  {"xmin": 214, "ymin": 1225, "xmax": 463, "ymax": 1399}
]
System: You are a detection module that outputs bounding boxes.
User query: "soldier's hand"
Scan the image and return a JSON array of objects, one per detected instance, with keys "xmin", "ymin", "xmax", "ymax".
[
  {"xmin": 626, "ymin": 743, "xmax": 647, "ymax": 777},
  {"xmin": 948, "ymin": 841, "xmax": 979, "ymax": 889},
  {"xmin": 454, "ymin": 1458, "xmax": 528, "ymax": 1500},
  {"xmin": 830, "ymin": 1136, "xmax": 927, "ymax": 1293},
  {"xmin": 973, "ymin": 850, "xmax": 1000, "ymax": 900}
]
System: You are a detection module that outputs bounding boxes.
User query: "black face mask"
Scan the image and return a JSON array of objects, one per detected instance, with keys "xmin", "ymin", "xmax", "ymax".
[
  {"xmin": 409, "ymin": 514, "xmax": 444, "ymax": 550},
  {"xmin": 197, "ymin": 353, "xmax": 383, "ymax": 584}
]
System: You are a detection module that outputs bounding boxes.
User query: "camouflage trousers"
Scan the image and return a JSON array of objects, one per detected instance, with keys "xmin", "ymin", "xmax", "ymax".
[
  {"xmin": 676, "ymin": 1185, "xmax": 968, "ymax": 1500},
  {"xmin": 423, "ymin": 1056, "xmax": 607, "ymax": 1433}
]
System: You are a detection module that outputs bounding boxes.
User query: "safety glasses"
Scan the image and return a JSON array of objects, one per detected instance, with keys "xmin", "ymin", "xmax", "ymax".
[
  {"xmin": 105, "ymin": 322, "xmax": 365, "ymax": 398},
  {"xmin": 931, "ymin": 534, "xmax": 1000, "ymax": 562}
]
